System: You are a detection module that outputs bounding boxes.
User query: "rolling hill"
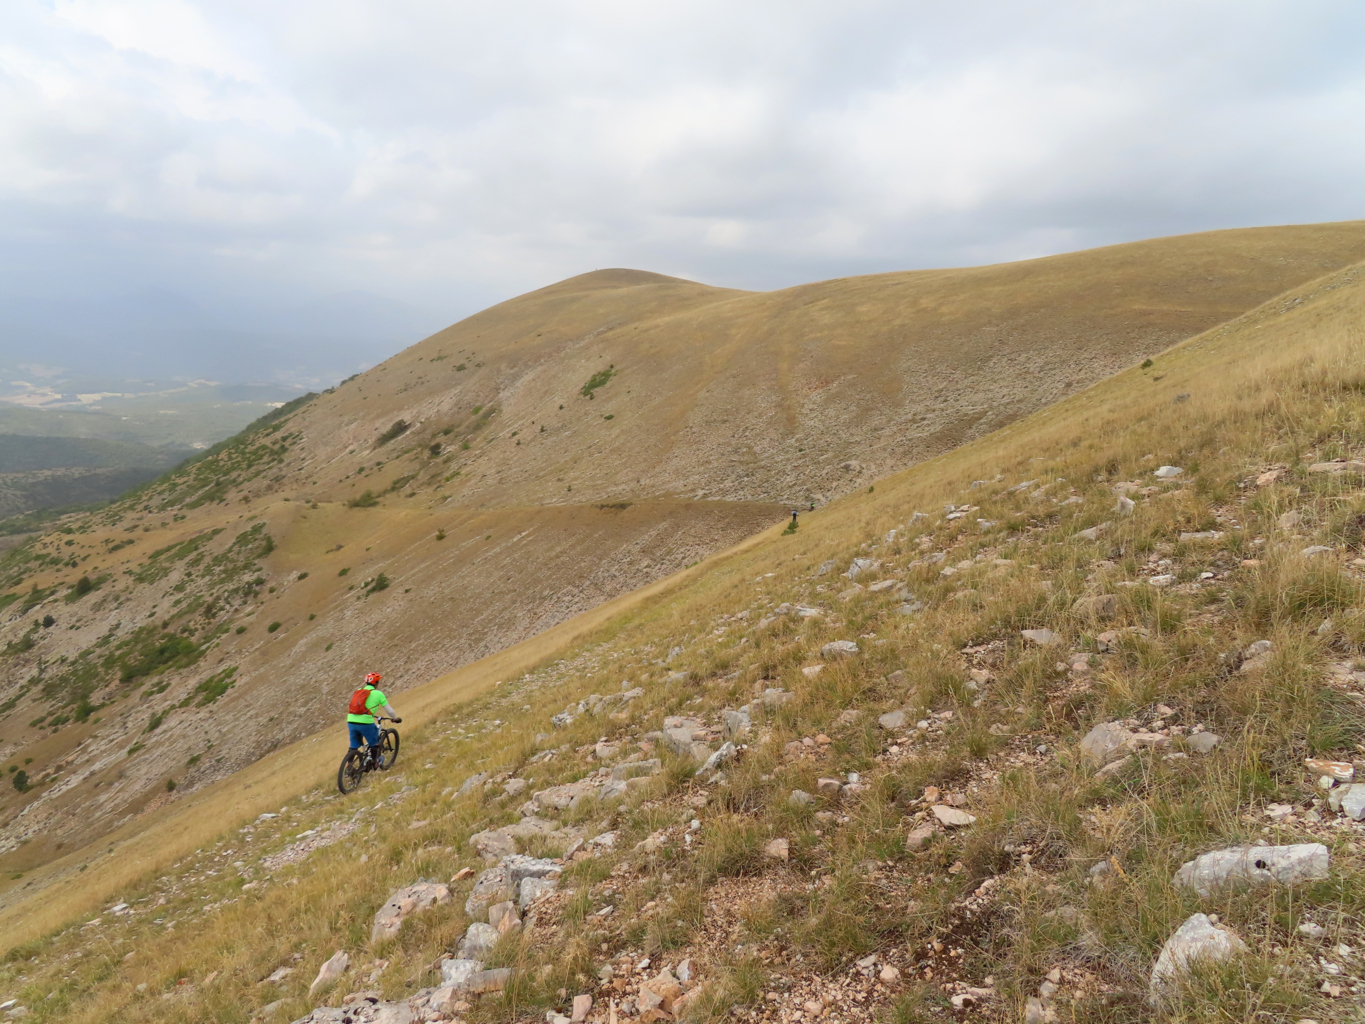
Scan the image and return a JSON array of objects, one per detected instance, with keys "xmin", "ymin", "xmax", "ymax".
[
  {"xmin": 3, "ymin": 229, "xmax": 1365, "ymax": 1022},
  {"xmin": 0, "ymin": 221, "xmax": 1364, "ymax": 898}
]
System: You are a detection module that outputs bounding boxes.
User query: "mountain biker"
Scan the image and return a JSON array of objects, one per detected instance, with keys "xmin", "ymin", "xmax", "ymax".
[{"xmin": 347, "ymin": 672, "xmax": 401, "ymax": 767}]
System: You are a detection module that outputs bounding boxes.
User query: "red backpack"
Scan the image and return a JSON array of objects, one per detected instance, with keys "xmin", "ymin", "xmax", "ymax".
[{"xmin": 348, "ymin": 688, "xmax": 373, "ymax": 716}]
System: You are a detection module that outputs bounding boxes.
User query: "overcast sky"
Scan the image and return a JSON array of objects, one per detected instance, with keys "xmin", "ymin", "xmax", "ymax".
[{"xmin": 1, "ymin": 0, "xmax": 1363, "ymax": 379}]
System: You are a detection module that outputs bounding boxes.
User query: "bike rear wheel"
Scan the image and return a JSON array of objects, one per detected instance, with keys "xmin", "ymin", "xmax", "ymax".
[
  {"xmin": 337, "ymin": 749, "xmax": 366, "ymax": 794},
  {"xmin": 379, "ymin": 728, "xmax": 400, "ymax": 769}
]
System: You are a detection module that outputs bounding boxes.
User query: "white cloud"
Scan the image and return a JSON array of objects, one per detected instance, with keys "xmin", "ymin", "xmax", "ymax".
[{"xmin": 0, "ymin": 0, "xmax": 1361, "ymax": 371}]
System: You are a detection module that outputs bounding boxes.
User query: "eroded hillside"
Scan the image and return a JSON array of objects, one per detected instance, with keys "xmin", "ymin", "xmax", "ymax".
[{"xmin": 2, "ymin": 223, "xmax": 1365, "ymax": 891}]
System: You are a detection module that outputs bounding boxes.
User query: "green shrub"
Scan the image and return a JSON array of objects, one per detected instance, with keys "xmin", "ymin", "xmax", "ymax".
[
  {"xmin": 365, "ymin": 573, "xmax": 390, "ymax": 595},
  {"xmin": 267, "ymin": 621, "xmax": 281, "ymax": 633},
  {"xmin": 375, "ymin": 420, "xmax": 410, "ymax": 445},
  {"xmin": 348, "ymin": 491, "xmax": 379, "ymax": 508},
  {"xmin": 580, "ymin": 366, "xmax": 615, "ymax": 398},
  {"xmin": 11, "ymin": 771, "xmax": 27, "ymax": 793},
  {"xmin": 118, "ymin": 632, "xmax": 202, "ymax": 683}
]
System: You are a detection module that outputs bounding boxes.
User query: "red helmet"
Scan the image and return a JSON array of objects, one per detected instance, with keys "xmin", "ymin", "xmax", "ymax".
[{"xmin": 364, "ymin": 672, "xmax": 382, "ymax": 686}]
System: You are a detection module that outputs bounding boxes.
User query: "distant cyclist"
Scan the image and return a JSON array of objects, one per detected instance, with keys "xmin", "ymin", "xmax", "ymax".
[{"xmin": 347, "ymin": 672, "xmax": 401, "ymax": 767}]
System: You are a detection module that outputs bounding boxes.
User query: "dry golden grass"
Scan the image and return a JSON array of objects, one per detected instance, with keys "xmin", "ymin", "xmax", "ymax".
[
  {"xmin": 12, "ymin": 224, "xmax": 1363, "ymax": 888},
  {"xmin": 7, "ymin": 235, "xmax": 1365, "ymax": 1024}
]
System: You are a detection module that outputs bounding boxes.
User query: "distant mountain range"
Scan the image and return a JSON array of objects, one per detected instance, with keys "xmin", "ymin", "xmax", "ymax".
[{"xmin": 0, "ymin": 288, "xmax": 445, "ymax": 388}]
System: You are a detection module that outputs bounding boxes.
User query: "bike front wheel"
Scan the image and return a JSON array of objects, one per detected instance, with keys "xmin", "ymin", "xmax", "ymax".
[
  {"xmin": 379, "ymin": 728, "xmax": 400, "ymax": 769},
  {"xmin": 337, "ymin": 749, "xmax": 366, "ymax": 794}
]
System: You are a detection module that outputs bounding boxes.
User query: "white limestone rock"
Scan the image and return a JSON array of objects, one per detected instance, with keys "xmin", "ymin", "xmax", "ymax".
[
  {"xmin": 1173, "ymin": 844, "xmax": 1330, "ymax": 896},
  {"xmin": 1150, "ymin": 914, "xmax": 1247, "ymax": 998}
]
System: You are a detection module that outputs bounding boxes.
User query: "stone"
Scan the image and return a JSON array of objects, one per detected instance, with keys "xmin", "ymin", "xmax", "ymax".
[
  {"xmin": 527, "ymin": 779, "xmax": 600, "ymax": 813},
  {"xmin": 1302, "ymin": 545, "xmax": 1335, "ymax": 557},
  {"xmin": 1244, "ymin": 639, "xmax": 1273, "ymax": 659},
  {"xmin": 1306, "ymin": 758, "xmax": 1354, "ymax": 783},
  {"xmin": 308, "ymin": 951, "xmax": 349, "ymax": 998},
  {"xmin": 466, "ymin": 857, "xmax": 555, "ymax": 918},
  {"xmin": 502, "ymin": 854, "xmax": 561, "ymax": 886},
  {"xmin": 1278, "ymin": 509, "xmax": 1302, "ymax": 530},
  {"xmin": 879, "ymin": 964, "xmax": 900, "ymax": 983},
  {"xmin": 640, "ymin": 969, "xmax": 684, "ymax": 1015},
  {"xmin": 593, "ymin": 740, "xmax": 619, "ymax": 760},
  {"xmin": 1185, "ymin": 732, "xmax": 1221, "ymax": 754},
  {"xmin": 1308, "ymin": 461, "xmax": 1365, "ymax": 475},
  {"xmin": 905, "ymin": 822, "xmax": 935, "ymax": 851},
  {"xmin": 847, "ymin": 558, "xmax": 880, "ymax": 580},
  {"xmin": 1173, "ymin": 844, "xmax": 1330, "ymax": 896},
  {"xmin": 519, "ymin": 875, "xmax": 558, "ymax": 910},
  {"xmin": 816, "ymin": 778, "xmax": 843, "ymax": 798},
  {"xmin": 1150, "ymin": 913, "xmax": 1247, "ymax": 997},
  {"xmin": 441, "ymin": 958, "xmax": 485, "ymax": 987},
  {"xmin": 931, "ymin": 805, "xmax": 976, "ymax": 828},
  {"xmin": 1020, "ymin": 628, "xmax": 1060, "ymax": 645},
  {"xmin": 1080, "ymin": 722, "xmax": 1134, "ymax": 765},
  {"xmin": 760, "ymin": 688, "xmax": 794, "ymax": 707},
  {"xmin": 1340, "ymin": 784, "xmax": 1365, "ymax": 820},
  {"xmin": 660, "ymin": 720, "xmax": 705, "ymax": 756},
  {"xmin": 763, "ymin": 838, "xmax": 789, "ymax": 861},
  {"xmin": 896, "ymin": 601, "xmax": 925, "ymax": 614},
  {"xmin": 1179, "ymin": 530, "xmax": 1224, "ymax": 542},
  {"xmin": 469, "ymin": 829, "xmax": 518, "ymax": 863},
  {"xmin": 878, "ymin": 710, "xmax": 908, "ymax": 730},
  {"xmin": 821, "ymin": 640, "xmax": 859, "ymax": 658},
  {"xmin": 611, "ymin": 758, "xmax": 661, "ymax": 781},
  {"xmin": 816, "ymin": 559, "xmax": 836, "ymax": 575},
  {"xmin": 572, "ymin": 994, "xmax": 593, "ymax": 1021},
  {"xmin": 1116, "ymin": 495, "xmax": 1136, "ymax": 515},
  {"xmin": 371, "ymin": 882, "xmax": 451, "ymax": 943},
  {"xmin": 262, "ymin": 966, "xmax": 293, "ymax": 984},
  {"xmin": 1070, "ymin": 594, "xmax": 1118, "ymax": 619},
  {"xmin": 801, "ymin": 663, "xmax": 825, "ymax": 677},
  {"xmin": 487, "ymin": 900, "xmax": 521, "ymax": 933},
  {"xmin": 723, "ymin": 707, "xmax": 751, "ymax": 739},
  {"xmin": 696, "ymin": 741, "xmax": 737, "ymax": 776},
  {"xmin": 458, "ymin": 922, "xmax": 499, "ymax": 960},
  {"xmin": 1147, "ymin": 574, "xmax": 1176, "ymax": 587},
  {"xmin": 457, "ymin": 772, "xmax": 489, "ymax": 797},
  {"xmin": 789, "ymin": 789, "xmax": 813, "ymax": 807},
  {"xmin": 1074, "ymin": 523, "xmax": 1110, "ymax": 542},
  {"xmin": 1152, "ymin": 465, "xmax": 1183, "ymax": 479}
]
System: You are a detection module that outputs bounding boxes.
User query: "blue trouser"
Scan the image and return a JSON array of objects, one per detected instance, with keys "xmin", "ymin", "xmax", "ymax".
[{"xmin": 348, "ymin": 721, "xmax": 380, "ymax": 750}]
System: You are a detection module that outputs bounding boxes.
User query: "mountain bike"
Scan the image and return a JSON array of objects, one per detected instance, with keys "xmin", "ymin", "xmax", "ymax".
[{"xmin": 337, "ymin": 717, "xmax": 400, "ymax": 794}]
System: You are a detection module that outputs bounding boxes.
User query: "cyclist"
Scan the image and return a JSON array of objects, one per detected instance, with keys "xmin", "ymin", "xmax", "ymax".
[{"xmin": 347, "ymin": 672, "xmax": 401, "ymax": 767}]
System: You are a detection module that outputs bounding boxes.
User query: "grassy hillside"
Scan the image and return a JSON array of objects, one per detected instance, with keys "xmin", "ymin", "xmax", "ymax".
[
  {"xmin": 266, "ymin": 221, "xmax": 1365, "ymax": 509},
  {"xmin": 1, "ymin": 252, "xmax": 1364, "ymax": 1021},
  {"xmin": 0, "ymin": 223, "xmax": 1363, "ymax": 944}
]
